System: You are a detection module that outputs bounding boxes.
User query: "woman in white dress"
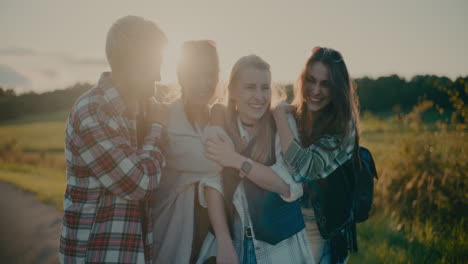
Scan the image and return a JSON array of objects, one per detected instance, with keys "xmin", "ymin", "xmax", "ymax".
[
  {"xmin": 197, "ymin": 55, "xmax": 315, "ymax": 264},
  {"xmin": 151, "ymin": 40, "xmax": 224, "ymax": 264}
]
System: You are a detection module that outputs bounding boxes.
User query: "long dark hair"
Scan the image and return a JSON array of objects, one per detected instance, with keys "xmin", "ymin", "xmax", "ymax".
[
  {"xmin": 177, "ymin": 40, "xmax": 219, "ymax": 130},
  {"xmin": 292, "ymin": 47, "xmax": 360, "ymax": 149}
]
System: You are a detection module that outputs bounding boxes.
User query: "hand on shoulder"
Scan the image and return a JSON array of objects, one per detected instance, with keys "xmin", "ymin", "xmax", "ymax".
[
  {"xmin": 203, "ymin": 126, "xmax": 233, "ymax": 146},
  {"xmin": 210, "ymin": 103, "xmax": 226, "ymax": 127},
  {"xmin": 273, "ymin": 101, "xmax": 295, "ymax": 121},
  {"xmin": 147, "ymin": 98, "xmax": 169, "ymax": 127}
]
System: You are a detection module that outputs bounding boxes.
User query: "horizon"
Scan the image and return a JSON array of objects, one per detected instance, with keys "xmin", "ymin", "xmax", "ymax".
[
  {"xmin": 1, "ymin": 72, "xmax": 466, "ymax": 96},
  {"xmin": 1, "ymin": 0, "xmax": 467, "ymax": 94}
]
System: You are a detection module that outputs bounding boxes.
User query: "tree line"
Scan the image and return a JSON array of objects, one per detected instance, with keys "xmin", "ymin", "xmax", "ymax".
[
  {"xmin": 0, "ymin": 83, "xmax": 93, "ymax": 121},
  {"xmin": 0, "ymin": 74, "xmax": 466, "ymax": 122}
]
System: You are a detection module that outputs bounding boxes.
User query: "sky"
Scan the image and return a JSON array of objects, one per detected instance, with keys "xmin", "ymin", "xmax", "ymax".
[{"xmin": 0, "ymin": 0, "xmax": 467, "ymax": 93}]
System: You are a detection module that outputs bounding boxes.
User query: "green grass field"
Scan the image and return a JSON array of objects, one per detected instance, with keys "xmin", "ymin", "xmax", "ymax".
[{"xmin": 0, "ymin": 111, "xmax": 466, "ymax": 263}]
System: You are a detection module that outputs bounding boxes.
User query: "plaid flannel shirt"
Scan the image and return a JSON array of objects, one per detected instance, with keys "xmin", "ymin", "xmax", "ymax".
[
  {"xmin": 283, "ymin": 115, "xmax": 355, "ymax": 182},
  {"xmin": 60, "ymin": 73, "xmax": 165, "ymax": 264}
]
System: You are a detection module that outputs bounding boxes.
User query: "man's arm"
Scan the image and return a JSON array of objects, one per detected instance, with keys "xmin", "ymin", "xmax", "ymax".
[{"xmin": 75, "ymin": 110, "xmax": 165, "ymax": 201}]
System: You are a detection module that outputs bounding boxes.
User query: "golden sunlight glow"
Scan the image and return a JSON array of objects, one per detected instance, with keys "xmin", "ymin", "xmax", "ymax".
[{"xmin": 161, "ymin": 39, "xmax": 183, "ymax": 85}]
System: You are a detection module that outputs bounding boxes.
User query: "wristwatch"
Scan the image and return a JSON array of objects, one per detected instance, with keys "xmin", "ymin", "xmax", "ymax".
[{"xmin": 240, "ymin": 158, "xmax": 253, "ymax": 177}]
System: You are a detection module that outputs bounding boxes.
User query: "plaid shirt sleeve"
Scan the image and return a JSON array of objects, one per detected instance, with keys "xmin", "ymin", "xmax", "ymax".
[
  {"xmin": 76, "ymin": 111, "xmax": 165, "ymax": 201},
  {"xmin": 284, "ymin": 121, "xmax": 355, "ymax": 183},
  {"xmin": 270, "ymin": 133, "xmax": 303, "ymax": 202}
]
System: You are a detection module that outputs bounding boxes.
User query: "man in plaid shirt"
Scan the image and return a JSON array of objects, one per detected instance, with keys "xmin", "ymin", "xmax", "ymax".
[{"xmin": 60, "ymin": 16, "xmax": 167, "ymax": 263}]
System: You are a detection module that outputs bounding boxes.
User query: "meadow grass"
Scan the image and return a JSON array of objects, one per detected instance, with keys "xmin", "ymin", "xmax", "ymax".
[
  {"xmin": 0, "ymin": 111, "xmax": 465, "ymax": 263},
  {"xmin": 0, "ymin": 162, "xmax": 65, "ymax": 208},
  {"xmin": 0, "ymin": 121, "xmax": 65, "ymax": 152},
  {"xmin": 0, "ymin": 110, "xmax": 69, "ymax": 125},
  {"xmin": 349, "ymin": 210, "xmax": 468, "ymax": 263},
  {"xmin": 0, "ymin": 112, "xmax": 67, "ymax": 208}
]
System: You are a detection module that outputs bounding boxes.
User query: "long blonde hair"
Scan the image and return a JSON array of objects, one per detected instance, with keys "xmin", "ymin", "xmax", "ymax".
[{"xmin": 225, "ymin": 55, "xmax": 275, "ymax": 164}]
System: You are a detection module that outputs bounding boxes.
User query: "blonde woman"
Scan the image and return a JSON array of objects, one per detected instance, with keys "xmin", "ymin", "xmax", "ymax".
[{"xmin": 197, "ymin": 55, "xmax": 314, "ymax": 264}]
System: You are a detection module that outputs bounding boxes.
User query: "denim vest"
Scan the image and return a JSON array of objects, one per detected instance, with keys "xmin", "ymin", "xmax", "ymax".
[
  {"xmin": 223, "ymin": 130, "xmax": 305, "ymax": 245},
  {"xmin": 243, "ymin": 178, "xmax": 305, "ymax": 245}
]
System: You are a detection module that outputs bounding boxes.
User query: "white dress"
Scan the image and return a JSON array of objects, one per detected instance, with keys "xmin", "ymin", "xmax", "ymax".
[
  {"xmin": 151, "ymin": 100, "xmax": 224, "ymax": 264},
  {"xmin": 196, "ymin": 117, "xmax": 315, "ymax": 264}
]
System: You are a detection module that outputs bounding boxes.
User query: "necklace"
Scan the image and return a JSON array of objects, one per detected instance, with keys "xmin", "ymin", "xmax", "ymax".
[{"xmin": 241, "ymin": 120, "xmax": 255, "ymax": 128}]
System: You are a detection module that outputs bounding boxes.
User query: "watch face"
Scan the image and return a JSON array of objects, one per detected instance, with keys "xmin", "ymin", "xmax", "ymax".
[{"xmin": 241, "ymin": 160, "xmax": 253, "ymax": 174}]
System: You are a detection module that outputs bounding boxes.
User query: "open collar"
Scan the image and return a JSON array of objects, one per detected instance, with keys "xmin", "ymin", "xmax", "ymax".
[
  {"xmin": 97, "ymin": 72, "xmax": 128, "ymax": 115},
  {"xmin": 237, "ymin": 116, "xmax": 251, "ymax": 142}
]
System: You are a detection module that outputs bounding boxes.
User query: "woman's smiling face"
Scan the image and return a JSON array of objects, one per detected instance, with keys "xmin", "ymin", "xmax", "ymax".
[
  {"xmin": 179, "ymin": 67, "xmax": 218, "ymax": 106},
  {"xmin": 303, "ymin": 61, "xmax": 332, "ymax": 112},
  {"xmin": 232, "ymin": 67, "xmax": 271, "ymax": 124}
]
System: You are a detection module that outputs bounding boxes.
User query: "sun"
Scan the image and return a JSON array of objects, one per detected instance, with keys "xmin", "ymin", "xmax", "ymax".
[{"xmin": 160, "ymin": 39, "xmax": 183, "ymax": 85}]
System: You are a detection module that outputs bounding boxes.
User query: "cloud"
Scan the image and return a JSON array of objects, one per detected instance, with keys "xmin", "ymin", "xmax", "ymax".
[
  {"xmin": 0, "ymin": 46, "xmax": 107, "ymax": 67},
  {"xmin": 63, "ymin": 56, "xmax": 107, "ymax": 66},
  {"xmin": 0, "ymin": 47, "xmax": 37, "ymax": 56},
  {"xmin": 40, "ymin": 69, "xmax": 60, "ymax": 79},
  {"xmin": 0, "ymin": 64, "xmax": 31, "ymax": 87},
  {"xmin": 0, "ymin": 46, "xmax": 109, "ymax": 93}
]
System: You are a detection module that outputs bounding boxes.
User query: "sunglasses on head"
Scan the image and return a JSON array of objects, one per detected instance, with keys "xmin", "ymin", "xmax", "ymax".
[{"xmin": 312, "ymin": 46, "xmax": 343, "ymax": 63}]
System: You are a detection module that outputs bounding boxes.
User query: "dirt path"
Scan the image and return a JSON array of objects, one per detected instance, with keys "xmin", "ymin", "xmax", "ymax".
[
  {"xmin": 0, "ymin": 182, "xmax": 61, "ymax": 264},
  {"xmin": 0, "ymin": 181, "xmax": 326, "ymax": 264}
]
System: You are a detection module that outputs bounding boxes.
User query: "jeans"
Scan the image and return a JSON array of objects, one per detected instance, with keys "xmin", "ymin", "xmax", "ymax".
[
  {"xmin": 317, "ymin": 241, "xmax": 349, "ymax": 264},
  {"xmin": 242, "ymin": 237, "xmax": 257, "ymax": 264}
]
